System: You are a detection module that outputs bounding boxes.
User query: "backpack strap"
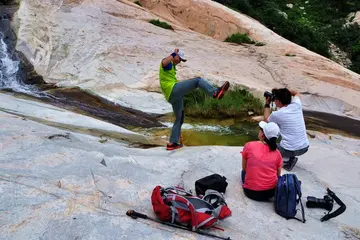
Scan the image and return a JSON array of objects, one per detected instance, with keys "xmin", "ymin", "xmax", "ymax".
[
  {"xmin": 166, "ymin": 194, "xmax": 199, "ymax": 230},
  {"xmin": 165, "ymin": 186, "xmax": 192, "ymax": 196},
  {"xmin": 293, "ymin": 175, "xmax": 306, "ymax": 223},
  {"xmin": 197, "ymin": 216, "xmax": 217, "ymax": 228}
]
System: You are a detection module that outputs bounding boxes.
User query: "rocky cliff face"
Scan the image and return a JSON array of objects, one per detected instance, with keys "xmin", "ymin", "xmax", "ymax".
[{"xmin": 12, "ymin": 0, "xmax": 360, "ymax": 118}]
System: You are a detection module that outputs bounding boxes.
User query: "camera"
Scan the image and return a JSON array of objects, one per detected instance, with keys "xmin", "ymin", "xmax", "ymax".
[
  {"xmin": 306, "ymin": 188, "xmax": 346, "ymax": 222},
  {"xmin": 263, "ymin": 89, "xmax": 277, "ymax": 102},
  {"xmin": 306, "ymin": 195, "xmax": 334, "ymax": 211}
]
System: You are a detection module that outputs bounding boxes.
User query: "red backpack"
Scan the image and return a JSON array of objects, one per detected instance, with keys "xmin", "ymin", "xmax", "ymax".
[{"xmin": 151, "ymin": 186, "xmax": 232, "ymax": 231}]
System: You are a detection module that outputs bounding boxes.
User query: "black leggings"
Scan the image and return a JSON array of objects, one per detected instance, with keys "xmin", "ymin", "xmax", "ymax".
[{"xmin": 243, "ymin": 188, "xmax": 275, "ymax": 201}]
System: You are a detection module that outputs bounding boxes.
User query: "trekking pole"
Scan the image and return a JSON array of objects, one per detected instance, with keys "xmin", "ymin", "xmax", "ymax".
[{"xmin": 126, "ymin": 210, "xmax": 231, "ymax": 240}]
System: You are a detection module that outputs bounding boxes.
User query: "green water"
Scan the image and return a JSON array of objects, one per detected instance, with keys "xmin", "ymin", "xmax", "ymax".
[{"xmin": 138, "ymin": 116, "xmax": 260, "ymax": 146}]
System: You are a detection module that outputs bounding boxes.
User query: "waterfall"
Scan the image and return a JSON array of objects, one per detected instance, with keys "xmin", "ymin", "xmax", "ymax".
[{"xmin": 0, "ymin": 33, "xmax": 43, "ymax": 96}]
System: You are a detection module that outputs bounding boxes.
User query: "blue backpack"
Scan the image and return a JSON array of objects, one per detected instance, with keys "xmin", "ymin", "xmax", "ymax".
[{"xmin": 275, "ymin": 174, "xmax": 306, "ymax": 223}]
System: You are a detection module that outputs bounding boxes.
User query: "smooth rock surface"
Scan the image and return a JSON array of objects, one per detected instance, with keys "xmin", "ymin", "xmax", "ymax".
[
  {"xmin": 12, "ymin": 0, "xmax": 360, "ymax": 119},
  {"xmin": 0, "ymin": 92, "xmax": 164, "ymax": 145},
  {"xmin": 1, "ymin": 95, "xmax": 360, "ymax": 240}
]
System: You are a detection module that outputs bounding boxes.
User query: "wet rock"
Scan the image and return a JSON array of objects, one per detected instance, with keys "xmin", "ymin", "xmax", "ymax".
[
  {"xmin": 43, "ymin": 87, "xmax": 164, "ymax": 128},
  {"xmin": 247, "ymin": 111, "xmax": 254, "ymax": 116},
  {"xmin": 16, "ymin": 51, "xmax": 46, "ymax": 85},
  {"xmin": 0, "ymin": 2, "xmax": 44, "ymax": 87}
]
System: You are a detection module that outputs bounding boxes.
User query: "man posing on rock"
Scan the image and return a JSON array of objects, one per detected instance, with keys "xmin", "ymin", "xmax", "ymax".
[
  {"xmin": 264, "ymin": 88, "xmax": 309, "ymax": 171},
  {"xmin": 159, "ymin": 49, "xmax": 230, "ymax": 150}
]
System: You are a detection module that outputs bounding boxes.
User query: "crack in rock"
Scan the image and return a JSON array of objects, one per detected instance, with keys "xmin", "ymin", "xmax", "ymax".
[{"xmin": 47, "ymin": 133, "xmax": 70, "ymax": 140}]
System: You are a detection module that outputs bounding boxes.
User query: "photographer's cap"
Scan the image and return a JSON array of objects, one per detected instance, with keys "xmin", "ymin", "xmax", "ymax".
[
  {"xmin": 259, "ymin": 121, "xmax": 280, "ymax": 139},
  {"xmin": 178, "ymin": 50, "xmax": 187, "ymax": 62}
]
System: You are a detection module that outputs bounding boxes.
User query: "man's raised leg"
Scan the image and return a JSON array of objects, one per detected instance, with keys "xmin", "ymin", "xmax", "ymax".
[{"xmin": 169, "ymin": 77, "xmax": 217, "ymax": 103}]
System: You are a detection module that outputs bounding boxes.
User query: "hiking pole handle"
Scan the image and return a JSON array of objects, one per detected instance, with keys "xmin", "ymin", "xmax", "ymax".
[{"xmin": 126, "ymin": 210, "xmax": 148, "ymax": 219}]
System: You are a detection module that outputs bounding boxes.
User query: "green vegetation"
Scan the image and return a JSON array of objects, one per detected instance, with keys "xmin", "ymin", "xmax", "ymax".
[
  {"xmin": 149, "ymin": 19, "xmax": 173, "ymax": 30},
  {"xmin": 214, "ymin": 0, "xmax": 360, "ymax": 73},
  {"xmin": 255, "ymin": 42, "xmax": 266, "ymax": 46},
  {"xmin": 134, "ymin": 1, "xmax": 142, "ymax": 6},
  {"xmin": 225, "ymin": 33, "xmax": 255, "ymax": 44},
  {"xmin": 183, "ymin": 87, "xmax": 263, "ymax": 118}
]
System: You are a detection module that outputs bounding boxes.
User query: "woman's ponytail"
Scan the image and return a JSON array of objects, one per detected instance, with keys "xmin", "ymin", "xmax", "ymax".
[{"xmin": 264, "ymin": 137, "xmax": 277, "ymax": 151}]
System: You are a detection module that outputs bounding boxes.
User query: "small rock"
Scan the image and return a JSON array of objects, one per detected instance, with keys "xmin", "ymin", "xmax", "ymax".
[
  {"xmin": 300, "ymin": 6, "xmax": 305, "ymax": 10},
  {"xmin": 306, "ymin": 131, "xmax": 316, "ymax": 139},
  {"xmin": 286, "ymin": 3, "xmax": 293, "ymax": 9},
  {"xmin": 248, "ymin": 111, "xmax": 254, "ymax": 116},
  {"xmin": 305, "ymin": 1, "xmax": 309, "ymax": 4},
  {"xmin": 250, "ymin": 116, "xmax": 264, "ymax": 122}
]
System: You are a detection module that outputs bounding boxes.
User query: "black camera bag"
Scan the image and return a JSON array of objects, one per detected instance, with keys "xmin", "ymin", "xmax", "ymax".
[{"xmin": 195, "ymin": 174, "xmax": 228, "ymax": 196}]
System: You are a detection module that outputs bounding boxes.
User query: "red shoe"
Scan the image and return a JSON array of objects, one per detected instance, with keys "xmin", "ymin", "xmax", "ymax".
[
  {"xmin": 213, "ymin": 81, "xmax": 230, "ymax": 100},
  {"xmin": 166, "ymin": 143, "xmax": 183, "ymax": 151}
]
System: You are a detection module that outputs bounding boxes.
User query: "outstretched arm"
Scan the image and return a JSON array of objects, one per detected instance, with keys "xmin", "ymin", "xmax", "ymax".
[
  {"xmin": 264, "ymin": 97, "xmax": 271, "ymax": 122},
  {"xmin": 289, "ymin": 89, "xmax": 300, "ymax": 97},
  {"xmin": 161, "ymin": 48, "xmax": 179, "ymax": 67}
]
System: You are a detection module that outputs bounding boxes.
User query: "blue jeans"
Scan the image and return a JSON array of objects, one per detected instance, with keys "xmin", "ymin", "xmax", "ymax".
[
  {"xmin": 168, "ymin": 77, "xmax": 217, "ymax": 144},
  {"xmin": 241, "ymin": 170, "xmax": 246, "ymax": 184},
  {"xmin": 277, "ymin": 144, "xmax": 309, "ymax": 158}
]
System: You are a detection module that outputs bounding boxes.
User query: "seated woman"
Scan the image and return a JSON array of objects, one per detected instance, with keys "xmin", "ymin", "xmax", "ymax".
[{"xmin": 241, "ymin": 121, "xmax": 282, "ymax": 201}]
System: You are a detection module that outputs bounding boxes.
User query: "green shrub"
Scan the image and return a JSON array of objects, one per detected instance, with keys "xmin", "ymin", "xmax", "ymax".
[
  {"xmin": 134, "ymin": 1, "xmax": 142, "ymax": 6},
  {"xmin": 149, "ymin": 19, "xmax": 173, "ymax": 30},
  {"xmin": 213, "ymin": 0, "xmax": 360, "ymax": 73},
  {"xmin": 255, "ymin": 42, "xmax": 266, "ymax": 46},
  {"xmin": 183, "ymin": 87, "xmax": 263, "ymax": 118},
  {"xmin": 225, "ymin": 33, "xmax": 255, "ymax": 44}
]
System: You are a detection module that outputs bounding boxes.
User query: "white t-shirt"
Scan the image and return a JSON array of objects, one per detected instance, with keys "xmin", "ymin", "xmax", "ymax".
[{"xmin": 268, "ymin": 96, "xmax": 309, "ymax": 151}]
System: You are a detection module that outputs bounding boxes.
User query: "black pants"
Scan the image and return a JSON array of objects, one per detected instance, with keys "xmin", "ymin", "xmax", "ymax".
[
  {"xmin": 243, "ymin": 188, "xmax": 275, "ymax": 201},
  {"xmin": 241, "ymin": 170, "xmax": 275, "ymax": 201}
]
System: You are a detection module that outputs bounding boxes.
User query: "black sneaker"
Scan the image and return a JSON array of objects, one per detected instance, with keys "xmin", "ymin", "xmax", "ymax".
[
  {"xmin": 283, "ymin": 157, "xmax": 298, "ymax": 171},
  {"xmin": 213, "ymin": 81, "xmax": 230, "ymax": 100},
  {"xmin": 166, "ymin": 143, "xmax": 183, "ymax": 151}
]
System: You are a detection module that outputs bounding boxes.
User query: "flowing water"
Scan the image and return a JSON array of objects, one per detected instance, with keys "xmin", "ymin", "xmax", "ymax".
[{"xmin": 0, "ymin": 33, "xmax": 43, "ymax": 97}]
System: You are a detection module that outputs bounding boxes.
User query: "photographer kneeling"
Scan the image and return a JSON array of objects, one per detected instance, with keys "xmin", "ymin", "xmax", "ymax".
[{"xmin": 264, "ymin": 88, "xmax": 309, "ymax": 171}]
